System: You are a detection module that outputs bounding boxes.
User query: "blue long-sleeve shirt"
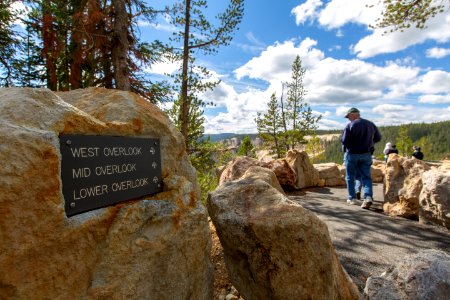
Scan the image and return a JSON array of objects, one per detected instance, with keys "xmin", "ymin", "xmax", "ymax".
[{"xmin": 341, "ymin": 118, "xmax": 381, "ymax": 154}]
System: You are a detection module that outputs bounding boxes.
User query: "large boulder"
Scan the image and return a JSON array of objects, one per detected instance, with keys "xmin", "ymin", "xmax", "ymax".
[
  {"xmin": 219, "ymin": 156, "xmax": 261, "ymax": 185},
  {"xmin": 286, "ymin": 150, "xmax": 319, "ymax": 189},
  {"xmin": 261, "ymin": 159, "xmax": 297, "ymax": 190},
  {"xmin": 314, "ymin": 163, "xmax": 346, "ymax": 187},
  {"xmin": 219, "ymin": 156, "xmax": 297, "ymax": 191},
  {"xmin": 371, "ymin": 159, "xmax": 385, "ymax": 183},
  {"xmin": 207, "ymin": 172, "xmax": 359, "ymax": 300},
  {"xmin": 419, "ymin": 167, "xmax": 450, "ymax": 228},
  {"xmin": 364, "ymin": 249, "xmax": 450, "ymax": 299},
  {"xmin": 241, "ymin": 166, "xmax": 285, "ymax": 194},
  {"xmin": 0, "ymin": 87, "xmax": 212, "ymax": 299},
  {"xmin": 383, "ymin": 154, "xmax": 430, "ymax": 219}
]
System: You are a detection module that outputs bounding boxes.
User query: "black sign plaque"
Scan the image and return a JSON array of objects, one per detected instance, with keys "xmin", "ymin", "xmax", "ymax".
[{"xmin": 59, "ymin": 135, "xmax": 162, "ymax": 217}]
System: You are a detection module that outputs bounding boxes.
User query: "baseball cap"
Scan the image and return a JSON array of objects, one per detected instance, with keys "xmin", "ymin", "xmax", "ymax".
[{"xmin": 345, "ymin": 107, "xmax": 360, "ymax": 118}]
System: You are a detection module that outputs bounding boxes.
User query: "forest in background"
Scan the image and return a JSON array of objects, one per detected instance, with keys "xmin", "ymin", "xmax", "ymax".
[
  {"xmin": 208, "ymin": 120, "xmax": 450, "ymax": 163},
  {"xmin": 315, "ymin": 120, "xmax": 450, "ymax": 163}
]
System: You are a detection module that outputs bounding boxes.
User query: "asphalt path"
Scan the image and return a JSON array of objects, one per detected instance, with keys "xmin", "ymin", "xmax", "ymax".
[{"xmin": 287, "ymin": 183, "xmax": 450, "ymax": 292}]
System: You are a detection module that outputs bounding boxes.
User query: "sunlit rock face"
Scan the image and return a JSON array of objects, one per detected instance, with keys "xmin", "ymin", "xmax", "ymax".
[
  {"xmin": 207, "ymin": 171, "xmax": 360, "ymax": 300},
  {"xmin": 314, "ymin": 162, "xmax": 346, "ymax": 187},
  {"xmin": 0, "ymin": 87, "xmax": 212, "ymax": 299},
  {"xmin": 383, "ymin": 154, "xmax": 430, "ymax": 219},
  {"xmin": 419, "ymin": 166, "xmax": 450, "ymax": 228},
  {"xmin": 286, "ymin": 150, "xmax": 319, "ymax": 189}
]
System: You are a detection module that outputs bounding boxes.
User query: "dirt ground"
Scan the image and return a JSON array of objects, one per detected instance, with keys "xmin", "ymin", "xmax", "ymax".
[
  {"xmin": 209, "ymin": 221, "xmax": 234, "ymax": 300},
  {"xmin": 209, "ymin": 183, "xmax": 450, "ymax": 298}
]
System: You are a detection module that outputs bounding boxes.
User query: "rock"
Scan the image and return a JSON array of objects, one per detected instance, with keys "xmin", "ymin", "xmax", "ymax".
[
  {"xmin": 241, "ymin": 166, "xmax": 285, "ymax": 195},
  {"xmin": 219, "ymin": 156, "xmax": 261, "ymax": 185},
  {"xmin": 371, "ymin": 159, "xmax": 385, "ymax": 183},
  {"xmin": 207, "ymin": 174, "xmax": 359, "ymax": 300},
  {"xmin": 314, "ymin": 163, "xmax": 346, "ymax": 187},
  {"xmin": 383, "ymin": 154, "xmax": 430, "ymax": 219},
  {"xmin": 419, "ymin": 168, "xmax": 450, "ymax": 228},
  {"xmin": 285, "ymin": 150, "xmax": 319, "ymax": 189},
  {"xmin": 219, "ymin": 156, "xmax": 296, "ymax": 191},
  {"xmin": 364, "ymin": 249, "xmax": 450, "ymax": 300},
  {"xmin": 0, "ymin": 87, "xmax": 212, "ymax": 299},
  {"xmin": 261, "ymin": 159, "xmax": 297, "ymax": 190}
]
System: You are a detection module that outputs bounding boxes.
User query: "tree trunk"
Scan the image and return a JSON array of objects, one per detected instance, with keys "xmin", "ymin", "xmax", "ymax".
[
  {"xmin": 111, "ymin": 0, "xmax": 130, "ymax": 91},
  {"xmin": 42, "ymin": 1, "xmax": 57, "ymax": 90},
  {"xmin": 180, "ymin": 0, "xmax": 191, "ymax": 148}
]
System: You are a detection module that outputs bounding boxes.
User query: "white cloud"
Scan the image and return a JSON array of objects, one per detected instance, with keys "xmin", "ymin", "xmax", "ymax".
[
  {"xmin": 291, "ymin": 0, "xmax": 324, "ymax": 25},
  {"xmin": 410, "ymin": 70, "xmax": 450, "ymax": 94},
  {"xmin": 372, "ymin": 104, "xmax": 414, "ymax": 114},
  {"xmin": 306, "ymin": 57, "xmax": 419, "ymax": 104},
  {"xmin": 426, "ymin": 47, "xmax": 450, "ymax": 58},
  {"xmin": 294, "ymin": 0, "xmax": 450, "ymax": 58},
  {"xmin": 353, "ymin": 4, "xmax": 450, "ymax": 58},
  {"xmin": 318, "ymin": 0, "xmax": 381, "ymax": 29},
  {"xmin": 374, "ymin": 106, "xmax": 450, "ymax": 127},
  {"xmin": 146, "ymin": 60, "xmax": 180, "ymax": 76},
  {"xmin": 418, "ymin": 94, "xmax": 450, "ymax": 104},
  {"xmin": 234, "ymin": 39, "xmax": 325, "ymax": 82}
]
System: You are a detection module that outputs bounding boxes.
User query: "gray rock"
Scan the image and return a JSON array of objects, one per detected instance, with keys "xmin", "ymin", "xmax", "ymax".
[{"xmin": 364, "ymin": 249, "xmax": 450, "ymax": 300}]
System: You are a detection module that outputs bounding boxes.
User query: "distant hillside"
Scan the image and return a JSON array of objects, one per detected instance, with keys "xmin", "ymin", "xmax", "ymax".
[
  {"xmin": 204, "ymin": 133, "xmax": 259, "ymax": 142},
  {"xmin": 317, "ymin": 121, "xmax": 450, "ymax": 163},
  {"xmin": 205, "ymin": 121, "xmax": 449, "ymax": 163}
]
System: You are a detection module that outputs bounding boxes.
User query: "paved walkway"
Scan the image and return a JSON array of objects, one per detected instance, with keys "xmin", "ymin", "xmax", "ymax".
[{"xmin": 288, "ymin": 183, "xmax": 450, "ymax": 292}]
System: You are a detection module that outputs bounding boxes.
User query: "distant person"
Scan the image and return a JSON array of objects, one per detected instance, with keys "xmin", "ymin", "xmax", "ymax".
[
  {"xmin": 341, "ymin": 107, "xmax": 381, "ymax": 209},
  {"xmin": 412, "ymin": 146, "xmax": 424, "ymax": 160},
  {"xmin": 383, "ymin": 142, "xmax": 398, "ymax": 162}
]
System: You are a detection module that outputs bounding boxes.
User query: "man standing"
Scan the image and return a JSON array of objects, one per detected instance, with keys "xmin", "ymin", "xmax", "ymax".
[{"xmin": 341, "ymin": 107, "xmax": 381, "ymax": 209}]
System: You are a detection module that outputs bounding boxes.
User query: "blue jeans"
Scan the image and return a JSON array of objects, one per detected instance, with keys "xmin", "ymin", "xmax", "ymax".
[
  {"xmin": 355, "ymin": 172, "xmax": 362, "ymax": 194},
  {"xmin": 344, "ymin": 152, "xmax": 373, "ymax": 199}
]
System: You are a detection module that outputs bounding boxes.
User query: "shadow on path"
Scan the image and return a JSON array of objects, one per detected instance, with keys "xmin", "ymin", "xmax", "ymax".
[{"xmin": 288, "ymin": 183, "xmax": 450, "ymax": 291}]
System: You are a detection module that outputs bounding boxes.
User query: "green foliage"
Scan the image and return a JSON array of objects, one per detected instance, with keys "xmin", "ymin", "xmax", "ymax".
[
  {"xmin": 256, "ymin": 55, "xmax": 321, "ymax": 158},
  {"xmin": 0, "ymin": 0, "xmax": 22, "ymax": 86},
  {"xmin": 238, "ymin": 135, "xmax": 256, "ymax": 157},
  {"xmin": 318, "ymin": 121, "xmax": 450, "ymax": 163},
  {"xmin": 189, "ymin": 138, "xmax": 235, "ymax": 203},
  {"xmin": 372, "ymin": 0, "xmax": 447, "ymax": 33},
  {"xmin": 168, "ymin": 0, "xmax": 244, "ymax": 144},
  {"xmin": 306, "ymin": 133, "xmax": 324, "ymax": 164},
  {"xmin": 256, "ymin": 93, "xmax": 285, "ymax": 158},
  {"xmin": 396, "ymin": 125, "xmax": 413, "ymax": 156},
  {"xmin": 1, "ymin": 0, "xmax": 170, "ymax": 101},
  {"xmin": 284, "ymin": 55, "xmax": 321, "ymax": 148}
]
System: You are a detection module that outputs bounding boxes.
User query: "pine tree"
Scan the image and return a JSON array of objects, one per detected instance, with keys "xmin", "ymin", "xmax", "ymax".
[
  {"xmin": 256, "ymin": 93, "xmax": 285, "ymax": 158},
  {"xmin": 168, "ymin": 0, "xmax": 244, "ymax": 146},
  {"xmin": 396, "ymin": 125, "xmax": 413, "ymax": 157},
  {"xmin": 238, "ymin": 136, "xmax": 255, "ymax": 157},
  {"xmin": 306, "ymin": 133, "xmax": 323, "ymax": 164},
  {"xmin": 284, "ymin": 55, "xmax": 321, "ymax": 149},
  {"xmin": 372, "ymin": 0, "xmax": 447, "ymax": 33},
  {"xmin": 11, "ymin": 0, "xmax": 169, "ymax": 102}
]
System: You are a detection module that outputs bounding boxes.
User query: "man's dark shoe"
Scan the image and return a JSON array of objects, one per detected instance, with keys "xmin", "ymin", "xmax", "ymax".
[{"xmin": 356, "ymin": 191, "xmax": 361, "ymax": 200}]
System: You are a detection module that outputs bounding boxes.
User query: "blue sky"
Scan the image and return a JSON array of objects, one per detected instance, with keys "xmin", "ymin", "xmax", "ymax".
[{"xmin": 19, "ymin": 0, "xmax": 450, "ymax": 134}]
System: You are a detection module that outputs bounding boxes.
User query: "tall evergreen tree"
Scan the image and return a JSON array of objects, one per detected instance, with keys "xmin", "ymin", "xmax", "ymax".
[
  {"xmin": 284, "ymin": 55, "xmax": 321, "ymax": 149},
  {"xmin": 168, "ymin": 0, "xmax": 244, "ymax": 146},
  {"xmin": 10, "ymin": 0, "xmax": 169, "ymax": 102},
  {"xmin": 256, "ymin": 93, "xmax": 285, "ymax": 158}
]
